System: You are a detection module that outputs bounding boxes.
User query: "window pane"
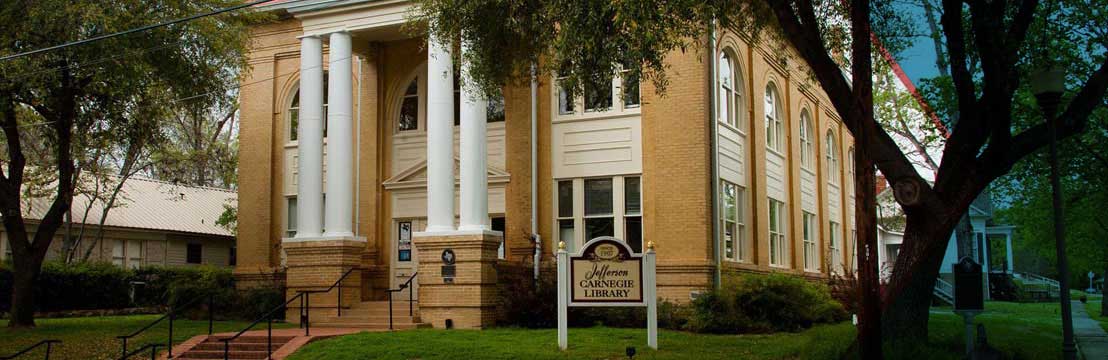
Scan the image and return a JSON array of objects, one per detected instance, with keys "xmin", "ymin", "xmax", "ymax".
[
  {"xmin": 585, "ymin": 217, "xmax": 614, "ymax": 240},
  {"xmin": 287, "ymin": 197, "xmax": 297, "ymax": 235},
  {"xmin": 584, "ymin": 179, "xmax": 613, "ymax": 216},
  {"xmin": 719, "ymin": 88, "xmax": 730, "ymax": 125},
  {"xmin": 625, "ymin": 216, "xmax": 642, "ymax": 253},
  {"xmin": 723, "ymin": 182, "xmax": 737, "ymax": 222},
  {"xmin": 559, "ymin": 219, "xmax": 575, "ymax": 248},
  {"xmin": 399, "ymin": 79, "xmax": 419, "ymax": 131},
  {"xmin": 624, "ymin": 177, "xmax": 641, "ymax": 215},
  {"xmin": 289, "ymin": 111, "xmax": 299, "ymax": 141},
  {"xmin": 558, "ymin": 86, "xmax": 575, "ymax": 114},
  {"xmin": 584, "ymin": 75, "xmax": 613, "ymax": 111},
  {"xmin": 624, "ymin": 70, "xmax": 642, "ymax": 107},
  {"xmin": 723, "ymin": 221, "xmax": 735, "ymax": 260},
  {"xmin": 558, "ymin": 180, "xmax": 573, "ymax": 218},
  {"xmin": 488, "ymin": 90, "xmax": 506, "ymax": 122},
  {"xmin": 768, "ymin": 200, "xmax": 778, "ymax": 232}
]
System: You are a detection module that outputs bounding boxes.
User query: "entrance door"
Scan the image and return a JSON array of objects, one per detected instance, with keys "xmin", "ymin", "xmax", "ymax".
[{"xmin": 391, "ymin": 219, "xmax": 424, "ymax": 300}]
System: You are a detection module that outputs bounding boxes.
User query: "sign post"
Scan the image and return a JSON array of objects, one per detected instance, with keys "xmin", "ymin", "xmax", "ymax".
[
  {"xmin": 954, "ymin": 256, "xmax": 984, "ymax": 357},
  {"xmin": 1087, "ymin": 271, "xmax": 1096, "ymax": 294},
  {"xmin": 557, "ymin": 237, "xmax": 657, "ymax": 350}
]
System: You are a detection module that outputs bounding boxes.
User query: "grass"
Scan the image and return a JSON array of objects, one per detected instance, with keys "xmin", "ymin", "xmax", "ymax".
[
  {"xmin": 0, "ymin": 315, "xmax": 295, "ymax": 360},
  {"xmin": 288, "ymin": 323, "xmax": 856, "ymax": 360},
  {"xmin": 288, "ymin": 302, "xmax": 1068, "ymax": 360},
  {"xmin": 1085, "ymin": 300, "xmax": 1108, "ymax": 331}
]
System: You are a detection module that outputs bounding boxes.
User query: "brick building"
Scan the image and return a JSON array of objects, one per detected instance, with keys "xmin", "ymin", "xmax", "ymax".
[{"xmin": 235, "ymin": 0, "xmax": 857, "ymax": 329}]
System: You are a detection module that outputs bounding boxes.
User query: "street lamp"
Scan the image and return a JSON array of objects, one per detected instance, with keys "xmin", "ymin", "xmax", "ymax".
[{"xmin": 1031, "ymin": 66, "xmax": 1076, "ymax": 360}]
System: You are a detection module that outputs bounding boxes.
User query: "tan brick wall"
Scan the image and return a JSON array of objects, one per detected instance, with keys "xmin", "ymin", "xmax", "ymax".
[
  {"xmin": 282, "ymin": 239, "xmax": 365, "ymax": 321},
  {"xmin": 413, "ymin": 232, "xmax": 502, "ymax": 329}
]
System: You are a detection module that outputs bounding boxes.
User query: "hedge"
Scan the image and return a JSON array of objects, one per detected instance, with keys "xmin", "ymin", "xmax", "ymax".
[{"xmin": 0, "ymin": 262, "xmax": 283, "ymax": 320}]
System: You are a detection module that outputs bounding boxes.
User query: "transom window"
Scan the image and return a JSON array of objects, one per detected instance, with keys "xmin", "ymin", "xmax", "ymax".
[
  {"xmin": 287, "ymin": 74, "xmax": 329, "ymax": 142},
  {"xmin": 718, "ymin": 51, "xmax": 745, "ymax": 129},
  {"xmin": 803, "ymin": 212, "xmax": 817, "ymax": 271},
  {"xmin": 720, "ymin": 180, "xmax": 747, "ymax": 262},
  {"xmin": 800, "ymin": 110, "xmax": 814, "ymax": 170},
  {"xmin": 764, "ymin": 83, "xmax": 784, "ymax": 152},
  {"xmin": 826, "ymin": 130, "xmax": 839, "ymax": 185},
  {"xmin": 555, "ymin": 176, "xmax": 643, "ymax": 253},
  {"xmin": 768, "ymin": 199, "xmax": 787, "ymax": 267}
]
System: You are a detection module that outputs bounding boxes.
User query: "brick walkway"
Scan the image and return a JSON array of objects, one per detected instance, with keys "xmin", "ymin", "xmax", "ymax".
[{"xmin": 1072, "ymin": 300, "xmax": 1108, "ymax": 360}]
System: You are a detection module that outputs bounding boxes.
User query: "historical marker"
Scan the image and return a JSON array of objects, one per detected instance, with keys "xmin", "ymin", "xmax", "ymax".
[{"xmin": 558, "ymin": 237, "xmax": 657, "ymax": 350}]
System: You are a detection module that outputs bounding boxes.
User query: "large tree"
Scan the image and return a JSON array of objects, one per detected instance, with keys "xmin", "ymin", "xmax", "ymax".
[
  {"xmin": 0, "ymin": 0, "xmax": 263, "ymax": 328},
  {"xmin": 413, "ymin": 0, "xmax": 1108, "ymax": 348}
]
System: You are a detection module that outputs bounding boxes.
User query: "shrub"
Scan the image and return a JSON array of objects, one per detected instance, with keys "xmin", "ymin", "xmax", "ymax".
[
  {"xmin": 687, "ymin": 273, "xmax": 848, "ymax": 334},
  {"xmin": 36, "ymin": 262, "xmax": 132, "ymax": 312}
]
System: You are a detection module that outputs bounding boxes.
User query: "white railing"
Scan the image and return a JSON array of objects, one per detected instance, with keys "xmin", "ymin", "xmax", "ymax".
[
  {"xmin": 1017, "ymin": 272, "xmax": 1061, "ymax": 297},
  {"xmin": 934, "ymin": 278, "xmax": 954, "ymax": 305}
]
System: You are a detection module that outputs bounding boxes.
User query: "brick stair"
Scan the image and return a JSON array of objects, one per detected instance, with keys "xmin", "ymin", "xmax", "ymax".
[
  {"xmin": 312, "ymin": 301, "xmax": 430, "ymax": 330},
  {"xmin": 173, "ymin": 335, "xmax": 295, "ymax": 360}
]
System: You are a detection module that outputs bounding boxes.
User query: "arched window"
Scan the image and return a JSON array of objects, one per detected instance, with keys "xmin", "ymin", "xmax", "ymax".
[
  {"xmin": 800, "ymin": 110, "xmax": 814, "ymax": 169},
  {"xmin": 718, "ymin": 51, "xmax": 744, "ymax": 129},
  {"xmin": 765, "ymin": 83, "xmax": 784, "ymax": 152},
  {"xmin": 287, "ymin": 73, "xmax": 330, "ymax": 142},
  {"xmin": 847, "ymin": 147, "xmax": 856, "ymax": 191},
  {"xmin": 826, "ymin": 130, "xmax": 838, "ymax": 185},
  {"xmin": 398, "ymin": 78, "xmax": 419, "ymax": 131}
]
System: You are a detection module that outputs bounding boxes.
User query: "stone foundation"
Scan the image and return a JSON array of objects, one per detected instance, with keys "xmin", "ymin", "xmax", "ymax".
[
  {"xmin": 282, "ymin": 237, "xmax": 366, "ymax": 322},
  {"xmin": 414, "ymin": 230, "xmax": 502, "ymax": 329}
]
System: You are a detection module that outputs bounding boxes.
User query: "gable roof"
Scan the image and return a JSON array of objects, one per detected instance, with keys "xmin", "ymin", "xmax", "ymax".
[
  {"xmin": 383, "ymin": 156, "xmax": 510, "ymax": 190},
  {"xmin": 23, "ymin": 175, "xmax": 236, "ymax": 237}
]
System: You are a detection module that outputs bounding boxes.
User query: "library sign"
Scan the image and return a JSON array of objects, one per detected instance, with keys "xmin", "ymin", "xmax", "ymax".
[{"xmin": 557, "ymin": 237, "xmax": 657, "ymax": 350}]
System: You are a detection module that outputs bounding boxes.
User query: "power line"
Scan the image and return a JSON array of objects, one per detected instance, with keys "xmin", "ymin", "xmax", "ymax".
[{"xmin": 0, "ymin": 0, "xmax": 279, "ymax": 62}]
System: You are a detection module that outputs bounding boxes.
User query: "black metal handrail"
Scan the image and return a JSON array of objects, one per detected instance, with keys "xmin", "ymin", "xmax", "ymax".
[
  {"xmin": 115, "ymin": 343, "xmax": 163, "ymax": 360},
  {"xmin": 117, "ymin": 293, "xmax": 214, "ymax": 359},
  {"xmin": 385, "ymin": 271, "xmax": 418, "ymax": 330},
  {"xmin": 217, "ymin": 268, "xmax": 355, "ymax": 360},
  {"xmin": 0, "ymin": 339, "xmax": 60, "ymax": 360}
]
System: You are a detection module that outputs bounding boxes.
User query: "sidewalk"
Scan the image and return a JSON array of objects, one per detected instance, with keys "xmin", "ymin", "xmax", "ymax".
[{"xmin": 1072, "ymin": 300, "xmax": 1108, "ymax": 359}]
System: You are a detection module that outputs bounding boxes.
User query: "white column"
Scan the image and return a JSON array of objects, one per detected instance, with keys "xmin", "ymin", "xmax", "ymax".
[
  {"xmin": 295, "ymin": 35, "xmax": 324, "ymax": 239},
  {"xmin": 425, "ymin": 34, "xmax": 455, "ymax": 233},
  {"xmin": 459, "ymin": 40, "xmax": 489, "ymax": 231},
  {"xmin": 324, "ymin": 31, "xmax": 354, "ymax": 237},
  {"xmin": 1006, "ymin": 232, "xmax": 1014, "ymax": 274}
]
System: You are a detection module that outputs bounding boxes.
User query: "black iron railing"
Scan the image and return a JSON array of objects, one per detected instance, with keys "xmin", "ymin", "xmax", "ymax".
[
  {"xmin": 386, "ymin": 272, "xmax": 418, "ymax": 330},
  {"xmin": 115, "ymin": 343, "xmax": 163, "ymax": 360},
  {"xmin": 117, "ymin": 293, "xmax": 213, "ymax": 359},
  {"xmin": 218, "ymin": 268, "xmax": 355, "ymax": 360},
  {"xmin": 0, "ymin": 339, "xmax": 60, "ymax": 360}
]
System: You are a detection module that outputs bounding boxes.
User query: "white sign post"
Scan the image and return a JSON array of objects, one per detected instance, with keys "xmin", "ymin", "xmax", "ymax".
[{"xmin": 557, "ymin": 237, "xmax": 657, "ymax": 350}]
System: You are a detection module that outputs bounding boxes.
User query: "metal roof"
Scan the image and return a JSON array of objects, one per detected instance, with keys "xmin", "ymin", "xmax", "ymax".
[{"xmin": 22, "ymin": 175, "xmax": 236, "ymax": 237}]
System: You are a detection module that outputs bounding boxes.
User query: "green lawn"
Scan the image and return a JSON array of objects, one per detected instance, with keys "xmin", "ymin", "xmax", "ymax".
[
  {"xmin": 1085, "ymin": 300, "xmax": 1108, "ymax": 331},
  {"xmin": 288, "ymin": 302, "xmax": 1067, "ymax": 360},
  {"xmin": 0, "ymin": 315, "xmax": 295, "ymax": 360}
]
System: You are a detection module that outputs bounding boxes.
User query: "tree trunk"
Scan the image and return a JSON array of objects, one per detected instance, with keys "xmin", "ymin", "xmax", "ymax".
[
  {"xmin": 8, "ymin": 249, "xmax": 42, "ymax": 328},
  {"xmin": 1102, "ymin": 264, "xmax": 1107, "ymax": 317},
  {"xmin": 882, "ymin": 217, "xmax": 956, "ymax": 349}
]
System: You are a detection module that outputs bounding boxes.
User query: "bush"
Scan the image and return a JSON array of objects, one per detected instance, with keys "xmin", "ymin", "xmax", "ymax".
[
  {"xmin": 0, "ymin": 262, "xmax": 284, "ymax": 321},
  {"xmin": 687, "ymin": 273, "xmax": 848, "ymax": 334}
]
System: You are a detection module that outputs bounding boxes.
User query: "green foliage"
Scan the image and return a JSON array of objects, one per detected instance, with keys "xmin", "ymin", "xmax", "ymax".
[
  {"xmin": 687, "ymin": 273, "xmax": 848, "ymax": 334},
  {"xmin": 216, "ymin": 203, "xmax": 238, "ymax": 235},
  {"xmin": 0, "ymin": 263, "xmax": 282, "ymax": 321}
]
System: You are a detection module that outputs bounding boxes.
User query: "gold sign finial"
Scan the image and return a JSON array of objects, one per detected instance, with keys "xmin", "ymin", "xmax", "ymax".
[
  {"xmin": 647, "ymin": 241, "xmax": 655, "ymax": 250},
  {"xmin": 558, "ymin": 241, "xmax": 566, "ymax": 250}
]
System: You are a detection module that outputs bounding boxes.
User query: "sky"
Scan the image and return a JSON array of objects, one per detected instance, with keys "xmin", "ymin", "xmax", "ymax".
[{"xmin": 892, "ymin": 3, "xmax": 942, "ymax": 85}]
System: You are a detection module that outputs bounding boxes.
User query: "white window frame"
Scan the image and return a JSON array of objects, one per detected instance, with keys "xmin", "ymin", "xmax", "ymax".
[
  {"xmin": 847, "ymin": 147, "xmax": 856, "ymax": 193},
  {"xmin": 826, "ymin": 130, "xmax": 839, "ymax": 185},
  {"xmin": 764, "ymin": 83, "xmax": 784, "ymax": 153},
  {"xmin": 800, "ymin": 110, "xmax": 814, "ymax": 170},
  {"xmin": 720, "ymin": 180, "xmax": 747, "ymax": 262},
  {"xmin": 718, "ymin": 51, "xmax": 745, "ymax": 131},
  {"xmin": 286, "ymin": 75, "xmax": 330, "ymax": 146},
  {"xmin": 768, "ymin": 198, "xmax": 787, "ymax": 267},
  {"xmin": 397, "ymin": 76, "xmax": 420, "ymax": 132},
  {"xmin": 552, "ymin": 67, "xmax": 641, "ymax": 121},
  {"xmin": 829, "ymin": 221, "xmax": 841, "ymax": 273},
  {"xmin": 802, "ymin": 212, "xmax": 817, "ymax": 271},
  {"xmin": 554, "ymin": 175, "xmax": 644, "ymax": 252}
]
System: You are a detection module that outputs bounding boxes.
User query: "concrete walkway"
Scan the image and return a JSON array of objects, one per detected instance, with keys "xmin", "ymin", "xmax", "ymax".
[{"xmin": 1072, "ymin": 300, "xmax": 1108, "ymax": 359}]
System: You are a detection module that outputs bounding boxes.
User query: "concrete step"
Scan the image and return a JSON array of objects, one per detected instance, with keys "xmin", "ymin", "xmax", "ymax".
[
  {"xmin": 191, "ymin": 342, "xmax": 284, "ymax": 352},
  {"xmin": 315, "ymin": 315, "xmax": 422, "ymax": 323},
  {"xmin": 311, "ymin": 321, "xmax": 430, "ymax": 330},
  {"xmin": 204, "ymin": 335, "xmax": 296, "ymax": 344},
  {"xmin": 172, "ymin": 349, "xmax": 272, "ymax": 359}
]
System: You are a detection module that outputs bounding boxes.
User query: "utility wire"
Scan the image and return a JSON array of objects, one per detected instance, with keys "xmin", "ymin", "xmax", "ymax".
[{"xmin": 0, "ymin": 0, "xmax": 279, "ymax": 62}]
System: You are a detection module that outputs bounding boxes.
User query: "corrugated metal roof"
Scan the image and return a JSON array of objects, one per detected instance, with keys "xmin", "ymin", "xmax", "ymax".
[{"xmin": 22, "ymin": 175, "xmax": 236, "ymax": 237}]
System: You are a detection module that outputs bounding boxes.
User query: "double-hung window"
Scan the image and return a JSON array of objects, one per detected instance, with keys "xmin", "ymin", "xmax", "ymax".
[
  {"xmin": 800, "ymin": 111, "xmax": 814, "ymax": 170},
  {"xmin": 803, "ymin": 212, "xmax": 817, "ymax": 271},
  {"xmin": 720, "ymin": 180, "xmax": 746, "ymax": 262},
  {"xmin": 764, "ymin": 84, "xmax": 784, "ymax": 152},
  {"xmin": 829, "ymin": 221, "xmax": 841, "ymax": 273},
  {"xmin": 768, "ymin": 199, "xmax": 787, "ymax": 266},
  {"xmin": 556, "ymin": 176, "xmax": 643, "ymax": 253},
  {"xmin": 826, "ymin": 131, "xmax": 839, "ymax": 185}
]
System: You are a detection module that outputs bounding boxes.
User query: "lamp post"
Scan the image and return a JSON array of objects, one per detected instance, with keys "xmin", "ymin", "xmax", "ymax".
[{"xmin": 1031, "ymin": 67, "xmax": 1076, "ymax": 360}]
